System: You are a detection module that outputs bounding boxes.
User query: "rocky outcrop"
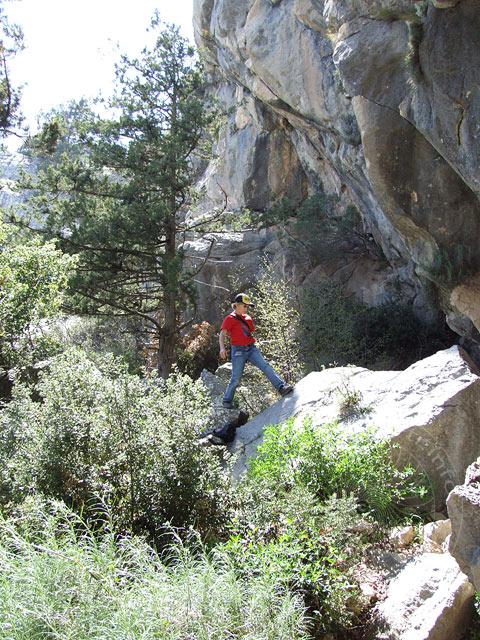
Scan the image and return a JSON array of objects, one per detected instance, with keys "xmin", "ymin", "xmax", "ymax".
[
  {"xmin": 183, "ymin": 231, "xmax": 273, "ymax": 323},
  {"xmin": 193, "ymin": 0, "xmax": 480, "ymax": 345},
  {"xmin": 447, "ymin": 456, "xmax": 480, "ymax": 594},
  {"xmin": 210, "ymin": 345, "xmax": 480, "ymax": 510}
]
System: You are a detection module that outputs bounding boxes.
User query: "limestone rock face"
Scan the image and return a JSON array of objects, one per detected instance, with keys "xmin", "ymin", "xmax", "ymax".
[
  {"xmin": 193, "ymin": 0, "xmax": 480, "ymax": 344},
  {"xmin": 447, "ymin": 456, "xmax": 480, "ymax": 594},
  {"xmin": 227, "ymin": 345, "xmax": 480, "ymax": 509}
]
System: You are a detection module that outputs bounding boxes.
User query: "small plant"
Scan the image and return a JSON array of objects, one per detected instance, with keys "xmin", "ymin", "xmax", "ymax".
[
  {"xmin": 334, "ymin": 372, "xmax": 371, "ymax": 417},
  {"xmin": 426, "ymin": 244, "xmax": 475, "ymax": 287},
  {"xmin": 405, "ymin": 19, "xmax": 424, "ymax": 79},
  {"xmin": 341, "ymin": 113, "xmax": 361, "ymax": 146}
]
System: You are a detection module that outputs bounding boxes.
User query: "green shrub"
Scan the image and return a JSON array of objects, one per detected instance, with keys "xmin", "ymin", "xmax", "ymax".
[
  {"xmin": 298, "ymin": 282, "xmax": 455, "ymax": 370},
  {"xmin": 0, "ymin": 348, "xmax": 232, "ymax": 539},
  {"xmin": 50, "ymin": 314, "xmax": 144, "ymax": 373},
  {"xmin": 220, "ymin": 491, "xmax": 367, "ymax": 637},
  {"xmin": 298, "ymin": 281, "xmax": 367, "ymax": 369},
  {"xmin": 425, "ymin": 245, "xmax": 475, "ymax": 287},
  {"xmin": 254, "ymin": 261, "xmax": 303, "ymax": 384},
  {"xmin": 247, "ymin": 417, "xmax": 430, "ymax": 524}
]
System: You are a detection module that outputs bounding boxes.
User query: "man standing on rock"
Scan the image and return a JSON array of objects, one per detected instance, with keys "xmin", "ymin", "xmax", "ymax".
[{"xmin": 219, "ymin": 292, "xmax": 293, "ymax": 408}]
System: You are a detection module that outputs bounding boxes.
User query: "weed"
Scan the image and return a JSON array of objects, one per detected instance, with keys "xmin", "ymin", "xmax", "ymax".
[{"xmin": 334, "ymin": 372, "xmax": 371, "ymax": 418}]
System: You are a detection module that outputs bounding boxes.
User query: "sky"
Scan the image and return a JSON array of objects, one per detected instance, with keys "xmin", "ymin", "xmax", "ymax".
[{"xmin": 5, "ymin": 0, "xmax": 195, "ymax": 144}]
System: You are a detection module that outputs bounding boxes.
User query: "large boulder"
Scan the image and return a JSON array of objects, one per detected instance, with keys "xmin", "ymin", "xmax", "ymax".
[
  {"xmin": 229, "ymin": 345, "xmax": 480, "ymax": 510},
  {"xmin": 447, "ymin": 456, "xmax": 480, "ymax": 594},
  {"xmin": 368, "ymin": 553, "xmax": 474, "ymax": 640}
]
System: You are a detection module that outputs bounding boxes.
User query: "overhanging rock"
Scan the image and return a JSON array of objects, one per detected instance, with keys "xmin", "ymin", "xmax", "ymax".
[{"xmin": 231, "ymin": 346, "xmax": 480, "ymax": 510}]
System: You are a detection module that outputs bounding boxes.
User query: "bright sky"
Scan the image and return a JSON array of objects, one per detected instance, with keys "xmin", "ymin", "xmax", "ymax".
[{"xmin": 6, "ymin": 0, "xmax": 195, "ymax": 142}]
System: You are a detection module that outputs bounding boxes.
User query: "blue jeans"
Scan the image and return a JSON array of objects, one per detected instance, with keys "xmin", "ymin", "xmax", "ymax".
[{"xmin": 222, "ymin": 344, "xmax": 285, "ymax": 404}]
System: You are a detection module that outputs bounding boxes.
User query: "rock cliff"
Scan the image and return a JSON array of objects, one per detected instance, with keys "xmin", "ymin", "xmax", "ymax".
[{"xmin": 192, "ymin": 0, "xmax": 480, "ymax": 347}]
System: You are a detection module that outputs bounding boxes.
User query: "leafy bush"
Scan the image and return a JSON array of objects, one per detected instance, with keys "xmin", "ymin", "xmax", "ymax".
[
  {"xmin": 221, "ymin": 490, "xmax": 367, "ymax": 637},
  {"xmin": 254, "ymin": 261, "xmax": 302, "ymax": 384},
  {"xmin": 247, "ymin": 417, "xmax": 430, "ymax": 524},
  {"xmin": 298, "ymin": 281, "xmax": 367, "ymax": 369},
  {"xmin": 50, "ymin": 314, "xmax": 144, "ymax": 373},
  {"xmin": 0, "ymin": 224, "xmax": 75, "ymax": 394},
  {"xmin": 298, "ymin": 282, "xmax": 455, "ymax": 370},
  {"xmin": 0, "ymin": 498, "xmax": 309, "ymax": 640},
  {"xmin": 0, "ymin": 349, "xmax": 232, "ymax": 539}
]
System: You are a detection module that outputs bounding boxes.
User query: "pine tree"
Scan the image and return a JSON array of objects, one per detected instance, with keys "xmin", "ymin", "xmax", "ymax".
[{"xmin": 14, "ymin": 17, "xmax": 220, "ymax": 376}]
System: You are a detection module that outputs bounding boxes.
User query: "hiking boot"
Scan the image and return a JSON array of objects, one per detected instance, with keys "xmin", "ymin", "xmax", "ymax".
[
  {"xmin": 222, "ymin": 400, "xmax": 233, "ymax": 409},
  {"xmin": 278, "ymin": 383, "xmax": 293, "ymax": 397}
]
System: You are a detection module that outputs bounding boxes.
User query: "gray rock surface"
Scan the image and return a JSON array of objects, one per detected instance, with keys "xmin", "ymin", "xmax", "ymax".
[
  {"xmin": 447, "ymin": 456, "xmax": 480, "ymax": 594},
  {"xmin": 225, "ymin": 345, "xmax": 480, "ymax": 509},
  {"xmin": 193, "ymin": 0, "xmax": 480, "ymax": 345}
]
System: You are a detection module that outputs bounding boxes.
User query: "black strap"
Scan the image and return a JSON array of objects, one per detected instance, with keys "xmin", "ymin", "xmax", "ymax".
[{"xmin": 233, "ymin": 313, "xmax": 252, "ymax": 333}]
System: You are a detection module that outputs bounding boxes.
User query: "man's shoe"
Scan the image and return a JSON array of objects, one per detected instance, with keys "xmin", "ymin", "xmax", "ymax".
[
  {"xmin": 278, "ymin": 383, "xmax": 293, "ymax": 397},
  {"xmin": 222, "ymin": 400, "xmax": 233, "ymax": 409}
]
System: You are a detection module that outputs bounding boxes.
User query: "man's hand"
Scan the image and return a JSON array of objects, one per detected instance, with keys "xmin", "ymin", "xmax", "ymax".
[{"xmin": 219, "ymin": 329, "xmax": 228, "ymax": 360}]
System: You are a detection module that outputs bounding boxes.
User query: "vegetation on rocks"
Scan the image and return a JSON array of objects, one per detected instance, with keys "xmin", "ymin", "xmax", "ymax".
[{"xmin": 0, "ymin": 4, "xmax": 470, "ymax": 638}]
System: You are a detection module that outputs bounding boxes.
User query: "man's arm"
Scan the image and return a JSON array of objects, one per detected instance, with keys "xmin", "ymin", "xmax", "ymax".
[{"xmin": 219, "ymin": 328, "xmax": 228, "ymax": 359}]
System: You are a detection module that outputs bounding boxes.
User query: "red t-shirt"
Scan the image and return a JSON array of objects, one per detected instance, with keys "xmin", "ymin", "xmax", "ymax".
[{"xmin": 221, "ymin": 313, "xmax": 255, "ymax": 346}]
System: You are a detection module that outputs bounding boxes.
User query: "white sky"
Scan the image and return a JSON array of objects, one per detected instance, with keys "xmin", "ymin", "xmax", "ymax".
[{"xmin": 6, "ymin": 0, "xmax": 195, "ymax": 142}]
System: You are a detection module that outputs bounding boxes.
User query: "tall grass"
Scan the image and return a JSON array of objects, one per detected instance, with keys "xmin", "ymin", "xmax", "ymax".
[{"xmin": 0, "ymin": 499, "xmax": 309, "ymax": 640}]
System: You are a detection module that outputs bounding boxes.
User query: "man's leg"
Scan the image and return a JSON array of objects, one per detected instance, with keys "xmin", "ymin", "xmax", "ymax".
[
  {"xmin": 222, "ymin": 346, "xmax": 248, "ymax": 406},
  {"xmin": 247, "ymin": 346, "xmax": 285, "ymax": 390}
]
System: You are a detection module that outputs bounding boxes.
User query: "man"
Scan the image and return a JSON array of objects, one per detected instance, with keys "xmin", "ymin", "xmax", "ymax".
[{"xmin": 219, "ymin": 293, "xmax": 293, "ymax": 409}]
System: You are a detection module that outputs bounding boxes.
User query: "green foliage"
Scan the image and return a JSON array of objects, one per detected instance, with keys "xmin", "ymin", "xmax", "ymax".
[
  {"xmin": 254, "ymin": 261, "xmax": 302, "ymax": 384},
  {"xmin": 426, "ymin": 245, "xmax": 474, "ymax": 287},
  {"xmin": 0, "ymin": 223, "xmax": 75, "ymax": 387},
  {"xmin": 258, "ymin": 192, "xmax": 336, "ymax": 242},
  {"xmin": 298, "ymin": 281, "xmax": 454, "ymax": 370},
  {"xmin": 0, "ymin": 4, "xmax": 24, "ymax": 136},
  {"xmin": 0, "ymin": 224, "xmax": 74, "ymax": 342},
  {"xmin": 0, "ymin": 349, "xmax": 232, "ymax": 538},
  {"xmin": 49, "ymin": 314, "xmax": 143, "ymax": 374},
  {"xmin": 298, "ymin": 280, "xmax": 367, "ymax": 369},
  {"xmin": 248, "ymin": 416, "xmax": 430, "ymax": 524},
  {"xmin": 405, "ymin": 20, "xmax": 424, "ymax": 79},
  {"xmin": 222, "ymin": 485, "xmax": 368, "ymax": 637},
  {"xmin": 340, "ymin": 113, "xmax": 361, "ymax": 146},
  {"xmin": 258, "ymin": 195, "xmax": 377, "ymax": 270},
  {"xmin": 0, "ymin": 498, "xmax": 309, "ymax": 640},
  {"xmin": 465, "ymin": 593, "xmax": 480, "ymax": 640}
]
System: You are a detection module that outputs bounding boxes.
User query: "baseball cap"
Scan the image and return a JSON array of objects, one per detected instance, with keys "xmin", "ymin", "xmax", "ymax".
[{"xmin": 232, "ymin": 293, "xmax": 255, "ymax": 307}]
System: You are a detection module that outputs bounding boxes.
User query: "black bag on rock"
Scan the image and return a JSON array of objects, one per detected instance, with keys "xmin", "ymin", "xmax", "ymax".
[{"xmin": 209, "ymin": 410, "xmax": 249, "ymax": 444}]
